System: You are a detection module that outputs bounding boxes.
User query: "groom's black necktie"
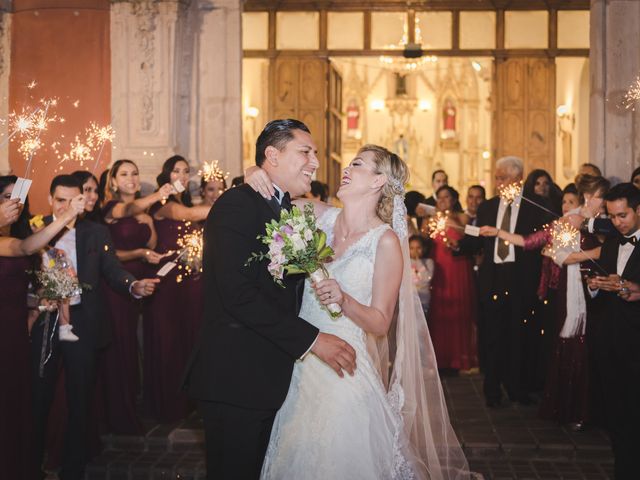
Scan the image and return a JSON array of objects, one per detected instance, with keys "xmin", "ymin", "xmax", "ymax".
[{"xmin": 280, "ymin": 192, "xmax": 292, "ymax": 212}]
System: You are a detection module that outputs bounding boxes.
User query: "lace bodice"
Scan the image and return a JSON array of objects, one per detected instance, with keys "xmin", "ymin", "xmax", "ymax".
[{"xmin": 299, "ymin": 207, "xmax": 390, "ymax": 346}]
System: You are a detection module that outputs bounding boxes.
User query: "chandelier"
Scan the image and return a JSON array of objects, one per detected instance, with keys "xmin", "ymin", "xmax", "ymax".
[{"xmin": 378, "ymin": 16, "xmax": 438, "ymax": 73}]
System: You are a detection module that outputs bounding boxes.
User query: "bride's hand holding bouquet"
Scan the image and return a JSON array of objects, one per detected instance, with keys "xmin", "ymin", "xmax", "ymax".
[{"xmin": 247, "ymin": 203, "xmax": 342, "ymax": 317}]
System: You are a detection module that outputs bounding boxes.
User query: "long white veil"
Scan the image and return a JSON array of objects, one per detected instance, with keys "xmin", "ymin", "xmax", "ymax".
[{"xmin": 382, "ymin": 194, "xmax": 472, "ymax": 479}]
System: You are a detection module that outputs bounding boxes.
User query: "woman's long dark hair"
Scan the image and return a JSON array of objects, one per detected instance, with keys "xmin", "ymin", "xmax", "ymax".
[
  {"xmin": 71, "ymin": 170, "xmax": 103, "ymax": 223},
  {"xmin": 523, "ymin": 169, "xmax": 562, "ymax": 215},
  {"xmin": 435, "ymin": 185, "xmax": 463, "ymax": 213},
  {"xmin": 0, "ymin": 175, "xmax": 33, "ymax": 239},
  {"xmin": 157, "ymin": 155, "xmax": 193, "ymax": 207}
]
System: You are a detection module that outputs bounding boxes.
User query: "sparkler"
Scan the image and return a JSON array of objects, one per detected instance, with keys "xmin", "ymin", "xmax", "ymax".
[
  {"xmin": 623, "ymin": 76, "xmax": 640, "ymax": 111},
  {"xmin": 21, "ymin": 98, "xmax": 59, "ymax": 177},
  {"xmin": 88, "ymin": 123, "xmax": 115, "ymax": 173},
  {"xmin": 427, "ymin": 211, "xmax": 449, "ymax": 240},
  {"xmin": 55, "ymin": 122, "xmax": 115, "ymax": 171},
  {"xmin": 498, "ymin": 181, "xmax": 523, "ymax": 204},
  {"xmin": 547, "ymin": 221, "xmax": 580, "ymax": 261},
  {"xmin": 198, "ymin": 160, "xmax": 229, "ymax": 184},
  {"xmin": 175, "ymin": 227, "xmax": 204, "ymax": 279}
]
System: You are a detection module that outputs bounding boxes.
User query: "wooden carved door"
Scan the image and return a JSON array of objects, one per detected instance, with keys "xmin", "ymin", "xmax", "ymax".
[
  {"xmin": 326, "ymin": 61, "xmax": 342, "ymax": 196},
  {"xmin": 270, "ymin": 57, "xmax": 342, "ymax": 195},
  {"xmin": 495, "ymin": 57, "xmax": 556, "ymax": 175}
]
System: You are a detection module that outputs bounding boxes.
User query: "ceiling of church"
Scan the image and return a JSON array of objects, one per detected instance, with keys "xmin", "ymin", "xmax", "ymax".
[{"xmin": 244, "ymin": 0, "xmax": 590, "ymax": 11}]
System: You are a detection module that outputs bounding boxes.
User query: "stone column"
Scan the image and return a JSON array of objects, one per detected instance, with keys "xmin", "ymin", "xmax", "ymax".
[
  {"xmin": 110, "ymin": 0, "xmax": 242, "ymax": 191},
  {"xmin": 590, "ymin": 0, "xmax": 640, "ymax": 182}
]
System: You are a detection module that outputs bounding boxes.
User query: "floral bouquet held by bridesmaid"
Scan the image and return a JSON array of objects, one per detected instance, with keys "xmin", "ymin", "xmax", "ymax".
[{"xmin": 246, "ymin": 203, "xmax": 339, "ymax": 317}]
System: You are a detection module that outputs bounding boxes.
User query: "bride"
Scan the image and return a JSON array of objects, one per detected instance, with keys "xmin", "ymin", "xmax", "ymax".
[{"xmin": 248, "ymin": 145, "xmax": 470, "ymax": 479}]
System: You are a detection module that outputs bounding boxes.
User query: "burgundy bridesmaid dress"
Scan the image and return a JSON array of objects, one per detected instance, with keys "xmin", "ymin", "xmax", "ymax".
[
  {"xmin": 144, "ymin": 202, "xmax": 203, "ymax": 423},
  {"xmin": 0, "ymin": 255, "xmax": 34, "ymax": 478},
  {"xmin": 538, "ymin": 232, "xmax": 601, "ymax": 424},
  {"xmin": 101, "ymin": 200, "xmax": 153, "ymax": 434},
  {"xmin": 428, "ymin": 227, "xmax": 479, "ymax": 371}
]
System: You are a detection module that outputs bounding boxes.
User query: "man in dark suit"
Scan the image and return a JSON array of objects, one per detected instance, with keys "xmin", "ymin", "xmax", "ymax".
[
  {"xmin": 586, "ymin": 183, "xmax": 640, "ymax": 479},
  {"xmin": 31, "ymin": 175, "xmax": 159, "ymax": 480},
  {"xmin": 183, "ymin": 119, "xmax": 356, "ymax": 480},
  {"xmin": 424, "ymin": 169, "xmax": 449, "ymax": 207},
  {"xmin": 455, "ymin": 156, "xmax": 549, "ymax": 406},
  {"xmin": 465, "ymin": 184, "xmax": 486, "ymax": 227}
]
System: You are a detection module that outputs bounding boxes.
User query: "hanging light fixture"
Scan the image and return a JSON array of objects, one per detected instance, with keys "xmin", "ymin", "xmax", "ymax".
[{"xmin": 378, "ymin": 15, "xmax": 438, "ymax": 73}]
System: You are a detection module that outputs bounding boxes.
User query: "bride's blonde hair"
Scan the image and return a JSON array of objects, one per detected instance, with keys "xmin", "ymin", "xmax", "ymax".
[{"xmin": 357, "ymin": 144, "xmax": 409, "ymax": 224}]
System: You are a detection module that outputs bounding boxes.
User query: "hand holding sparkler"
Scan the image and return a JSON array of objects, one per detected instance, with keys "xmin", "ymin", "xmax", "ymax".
[
  {"xmin": 427, "ymin": 211, "xmax": 449, "ymax": 240},
  {"xmin": 157, "ymin": 183, "xmax": 176, "ymax": 205},
  {"xmin": 0, "ymin": 198, "xmax": 21, "ymax": 227},
  {"xmin": 131, "ymin": 278, "xmax": 160, "ymax": 297},
  {"xmin": 141, "ymin": 249, "xmax": 170, "ymax": 265}
]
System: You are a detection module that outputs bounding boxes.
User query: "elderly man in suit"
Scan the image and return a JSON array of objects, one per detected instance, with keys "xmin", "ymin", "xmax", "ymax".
[{"xmin": 456, "ymin": 156, "xmax": 550, "ymax": 407}]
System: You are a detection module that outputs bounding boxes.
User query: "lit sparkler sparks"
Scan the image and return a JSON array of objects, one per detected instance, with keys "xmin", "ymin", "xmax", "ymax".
[
  {"xmin": 552, "ymin": 221, "xmax": 579, "ymax": 249},
  {"xmin": 427, "ymin": 211, "xmax": 449, "ymax": 240},
  {"xmin": 623, "ymin": 76, "xmax": 640, "ymax": 111},
  {"xmin": 7, "ymin": 98, "xmax": 62, "ymax": 177},
  {"xmin": 498, "ymin": 181, "xmax": 523, "ymax": 203},
  {"xmin": 88, "ymin": 123, "xmax": 115, "ymax": 173},
  {"xmin": 175, "ymin": 227, "xmax": 203, "ymax": 279},
  {"xmin": 198, "ymin": 160, "xmax": 229, "ymax": 184},
  {"xmin": 56, "ymin": 122, "xmax": 115, "ymax": 170}
]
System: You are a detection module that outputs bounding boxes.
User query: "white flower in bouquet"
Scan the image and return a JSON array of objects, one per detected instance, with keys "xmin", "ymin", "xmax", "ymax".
[
  {"xmin": 36, "ymin": 248, "xmax": 83, "ymax": 300},
  {"xmin": 247, "ymin": 203, "xmax": 341, "ymax": 318}
]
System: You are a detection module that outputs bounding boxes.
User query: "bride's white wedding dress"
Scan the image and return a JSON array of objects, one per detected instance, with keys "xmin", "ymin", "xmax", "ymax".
[{"xmin": 260, "ymin": 208, "xmax": 418, "ymax": 479}]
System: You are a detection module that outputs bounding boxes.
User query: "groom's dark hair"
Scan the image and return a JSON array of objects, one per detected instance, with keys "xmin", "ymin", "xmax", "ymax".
[{"xmin": 255, "ymin": 119, "xmax": 310, "ymax": 167}]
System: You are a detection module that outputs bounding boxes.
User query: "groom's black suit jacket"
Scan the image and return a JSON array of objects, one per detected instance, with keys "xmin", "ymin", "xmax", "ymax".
[{"xmin": 183, "ymin": 184, "xmax": 319, "ymax": 410}]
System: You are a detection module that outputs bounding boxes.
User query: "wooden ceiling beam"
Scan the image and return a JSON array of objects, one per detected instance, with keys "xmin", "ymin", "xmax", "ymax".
[{"xmin": 243, "ymin": 0, "xmax": 590, "ymax": 12}]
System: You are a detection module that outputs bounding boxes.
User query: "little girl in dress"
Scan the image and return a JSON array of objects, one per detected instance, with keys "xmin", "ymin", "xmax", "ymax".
[{"xmin": 409, "ymin": 235, "xmax": 434, "ymax": 315}]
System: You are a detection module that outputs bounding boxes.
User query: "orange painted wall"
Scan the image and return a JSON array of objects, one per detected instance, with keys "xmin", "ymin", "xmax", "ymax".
[{"xmin": 9, "ymin": 0, "xmax": 110, "ymax": 213}]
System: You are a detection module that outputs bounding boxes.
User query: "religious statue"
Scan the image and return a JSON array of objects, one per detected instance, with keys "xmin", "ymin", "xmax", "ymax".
[
  {"xmin": 394, "ymin": 134, "xmax": 409, "ymax": 160},
  {"xmin": 441, "ymin": 98, "xmax": 457, "ymax": 139},
  {"xmin": 346, "ymin": 99, "xmax": 361, "ymax": 139},
  {"xmin": 395, "ymin": 73, "xmax": 407, "ymax": 96}
]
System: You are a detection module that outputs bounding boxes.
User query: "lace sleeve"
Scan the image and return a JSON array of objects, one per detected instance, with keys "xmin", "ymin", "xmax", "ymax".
[{"xmin": 523, "ymin": 225, "xmax": 552, "ymax": 251}]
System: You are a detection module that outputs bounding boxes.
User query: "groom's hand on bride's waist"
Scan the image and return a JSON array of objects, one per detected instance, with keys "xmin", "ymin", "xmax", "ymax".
[{"xmin": 311, "ymin": 333, "xmax": 357, "ymax": 378}]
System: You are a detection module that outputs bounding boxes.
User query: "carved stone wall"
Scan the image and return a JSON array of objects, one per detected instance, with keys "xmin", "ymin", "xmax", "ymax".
[
  {"xmin": 590, "ymin": 0, "xmax": 640, "ymax": 182},
  {"xmin": 110, "ymin": 0, "xmax": 242, "ymax": 190}
]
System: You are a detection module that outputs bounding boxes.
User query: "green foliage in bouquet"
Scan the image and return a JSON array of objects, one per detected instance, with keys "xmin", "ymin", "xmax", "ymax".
[{"xmin": 247, "ymin": 203, "xmax": 334, "ymax": 287}]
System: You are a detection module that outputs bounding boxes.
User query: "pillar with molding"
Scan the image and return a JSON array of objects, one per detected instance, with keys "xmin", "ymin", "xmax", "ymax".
[
  {"xmin": 110, "ymin": 0, "xmax": 242, "ymax": 191},
  {"xmin": 590, "ymin": 0, "xmax": 640, "ymax": 183}
]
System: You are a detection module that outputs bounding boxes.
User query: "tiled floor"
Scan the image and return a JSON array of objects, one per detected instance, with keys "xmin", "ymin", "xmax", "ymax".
[{"xmin": 81, "ymin": 374, "xmax": 614, "ymax": 479}]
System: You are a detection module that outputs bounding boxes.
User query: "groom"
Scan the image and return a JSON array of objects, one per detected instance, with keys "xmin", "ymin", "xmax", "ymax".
[{"xmin": 184, "ymin": 119, "xmax": 357, "ymax": 479}]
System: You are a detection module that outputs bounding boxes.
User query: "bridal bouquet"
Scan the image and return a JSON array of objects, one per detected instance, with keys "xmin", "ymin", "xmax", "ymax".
[
  {"xmin": 247, "ymin": 203, "xmax": 341, "ymax": 317},
  {"xmin": 35, "ymin": 248, "xmax": 83, "ymax": 300}
]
